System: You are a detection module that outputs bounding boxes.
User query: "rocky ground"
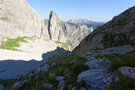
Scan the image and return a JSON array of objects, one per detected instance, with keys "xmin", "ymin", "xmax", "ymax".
[{"xmin": 0, "ymin": 45, "xmax": 135, "ymax": 90}]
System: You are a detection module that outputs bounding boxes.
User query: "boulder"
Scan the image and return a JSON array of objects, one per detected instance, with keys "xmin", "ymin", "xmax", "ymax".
[
  {"xmin": 56, "ymin": 76, "xmax": 65, "ymax": 81},
  {"xmin": 118, "ymin": 66, "xmax": 135, "ymax": 79},
  {"xmin": 58, "ymin": 80, "xmax": 66, "ymax": 90},
  {"xmin": 43, "ymin": 83, "xmax": 53, "ymax": 89},
  {"xmin": 77, "ymin": 69, "xmax": 105, "ymax": 90},
  {"xmin": 0, "ymin": 84, "xmax": 4, "ymax": 90}
]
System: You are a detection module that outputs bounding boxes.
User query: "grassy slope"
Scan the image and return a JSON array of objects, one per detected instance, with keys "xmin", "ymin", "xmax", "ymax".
[{"xmin": 1, "ymin": 54, "xmax": 89, "ymax": 90}]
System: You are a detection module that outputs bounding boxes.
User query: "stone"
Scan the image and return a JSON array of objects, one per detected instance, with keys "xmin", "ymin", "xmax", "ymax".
[
  {"xmin": 43, "ymin": 83, "xmax": 53, "ymax": 88},
  {"xmin": 68, "ymin": 84, "xmax": 72, "ymax": 90},
  {"xmin": 28, "ymin": 73, "xmax": 33, "ymax": 78},
  {"xmin": 51, "ymin": 62, "xmax": 56, "ymax": 66},
  {"xmin": 35, "ymin": 64, "xmax": 50, "ymax": 73},
  {"xmin": 80, "ymin": 87, "xmax": 86, "ymax": 90},
  {"xmin": 56, "ymin": 76, "xmax": 65, "ymax": 81},
  {"xmin": 58, "ymin": 80, "xmax": 66, "ymax": 90},
  {"xmin": 0, "ymin": 84, "xmax": 4, "ymax": 90},
  {"xmin": 77, "ymin": 69, "xmax": 105, "ymax": 90},
  {"xmin": 10, "ymin": 82, "xmax": 21, "ymax": 90},
  {"xmin": 0, "ymin": 0, "xmax": 41, "ymax": 42},
  {"xmin": 85, "ymin": 59, "xmax": 111, "ymax": 69},
  {"xmin": 118, "ymin": 66, "xmax": 135, "ymax": 79},
  {"xmin": 22, "ymin": 79, "xmax": 28, "ymax": 84},
  {"xmin": 72, "ymin": 87, "xmax": 76, "ymax": 90}
]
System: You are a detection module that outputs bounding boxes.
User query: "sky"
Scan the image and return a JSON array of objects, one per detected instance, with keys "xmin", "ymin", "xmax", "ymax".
[{"xmin": 26, "ymin": 0, "xmax": 135, "ymax": 22}]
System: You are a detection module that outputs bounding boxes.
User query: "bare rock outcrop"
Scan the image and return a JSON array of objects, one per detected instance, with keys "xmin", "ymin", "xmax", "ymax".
[
  {"xmin": 48, "ymin": 10, "xmax": 66, "ymax": 43},
  {"xmin": 0, "ymin": 0, "xmax": 41, "ymax": 42},
  {"xmin": 73, "ymin": 6, "xmax": 135, "ymax": 52},
  {"xmin": 45, "ymin": 11, "xmax": 93, "ymax": 50}
]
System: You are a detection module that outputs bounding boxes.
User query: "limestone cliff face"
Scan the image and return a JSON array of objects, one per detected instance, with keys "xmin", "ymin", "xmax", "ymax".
[
  {"xmin": 48, "ymin": 10, "xmax": 66, "ymax": 43},
  {"xmin": 73, "ymin": 6, "xmax": 135, "ymax": 52},
  {"xmin": 63, "ymin": 24, "xmax": 93, "ymax": 50},
  {"xmin": 44, "ymin": 11, "xmax": 93, "ymax": 50},
  {"xmin": 0, "ymin": 0, "xmax": 41, "ymax": 41}
]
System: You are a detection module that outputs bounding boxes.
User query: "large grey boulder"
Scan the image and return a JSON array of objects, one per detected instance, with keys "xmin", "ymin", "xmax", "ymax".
[
  {"xmin": 77, "ymin": 69, "xmax": 107, "ymax": 90},
  {"xmin": 0, "ymin": 0, "xmax": 41, "ymax": 42},
  {"xmin": 0, "ymin": 84, "xmax": 4, "ymax": 90},
  {"xmin": 118, "ymin": 66, "xmax": 135, "ymax": 79}
]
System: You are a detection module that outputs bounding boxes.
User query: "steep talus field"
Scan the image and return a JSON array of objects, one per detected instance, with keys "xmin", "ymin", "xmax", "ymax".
[{"xmin": 73, "ymin": 6, "xmax": 135, "ymax": 52}]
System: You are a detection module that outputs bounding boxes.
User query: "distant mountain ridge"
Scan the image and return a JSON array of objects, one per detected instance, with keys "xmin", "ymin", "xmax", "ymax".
[
  {"xmin": 67, "ymin": 19, "xmax": 105, "ymax": 29},
  {"xmin": 73, "ymin": 6, "xmax": 135, "ymax": 52}
]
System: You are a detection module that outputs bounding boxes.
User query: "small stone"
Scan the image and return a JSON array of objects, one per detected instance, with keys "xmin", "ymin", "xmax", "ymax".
[
  {"xmin": 80, "ymin": 87, "xmax": 86, "ymax": 90},
  {"xmin": 72, "ymin": 87, "xmax": 76, "ymax": 90},
  {"xmin": 58, "ymin": 80, "xmax": 66, "ymax": 89},
  {"xmin": 10, "ymin": 82, "xmax": 21, "ymax": 90},
  {"xmin": 68, "ymin": 84, "xmax": 72, "ymax": 90},
  {"xmin": 43, "ymin": 83, "xmax": 53, "ymax": 88},
  {"xmin": 56, "ymin": 76, "xmax": 65, "ymax": 81},
  {"xmin": 22, "ymin": 79, "xmax": 28, "ymax": 84},
  {"xmin": 52, "ymin": 62, "xmax": 56, "ymax": 66}
]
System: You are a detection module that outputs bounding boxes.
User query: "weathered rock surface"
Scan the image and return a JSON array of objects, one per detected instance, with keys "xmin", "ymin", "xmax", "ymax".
[
  {"xmin": 0, "ymin": 0, "xmax": 41, "ymax": 42},
  {"xmin": 43, "ymin": 83, "xmax": 53, "ymax": 89},
  {"xmin": 63, "ymin": 24, "xmax": 93, "ymax": 50},
  {"xmin": 48, "ymin": 10, "xmax": 66, "ymax": 43},
  {"xmin": 35, "ymin": 64, "xmax": 50, "ymax": 73},
  {"xmin": 41, "ymin": 21, "xmax": 50, "ymax": 40},
  {"xmin": 73, "ymin": 6, "xmax": 135, "ymax": 52},
  {"xmin": 118, "ymin": 66, "xmax": 135, "ymax": 79},
  {"xmin": 44, "ymin": 11, "xmax": 93, "ymax": 50}
]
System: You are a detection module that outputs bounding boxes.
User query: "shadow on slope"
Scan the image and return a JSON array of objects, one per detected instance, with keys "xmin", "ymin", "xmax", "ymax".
[{"xmin": 0, "ymin": 47, "xmax": 68, "ymax": 79}]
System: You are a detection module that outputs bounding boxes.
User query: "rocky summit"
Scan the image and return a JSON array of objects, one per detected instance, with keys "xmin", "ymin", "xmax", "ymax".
[
  {"xmin": 73, "ymin": 6, "xmax": 135, "ymax": 53},
  {"xmin": 42, "ymin": 10, "xmax": 93, "ymax": 50}
]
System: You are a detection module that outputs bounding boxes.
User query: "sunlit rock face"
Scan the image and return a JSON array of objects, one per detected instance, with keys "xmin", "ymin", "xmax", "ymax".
[
  {"xmin": 0, "ymin": 0, "xmax": 41, "ymax": 41},
  {"xmin": 73, "ymin": 6, "xmax": 135, "ymax": 52}
]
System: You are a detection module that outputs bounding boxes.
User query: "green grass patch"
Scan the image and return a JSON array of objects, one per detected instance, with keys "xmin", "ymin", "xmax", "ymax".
[
  {"xmin": 0, "ymin": 36, "xmax": 35, "ymax": 51},
  {"xmin": 13, "ymin": 54, "xmax": 88, "ymax": 90},
  {"xmin": 55, "ymin": 41, "xmax": 69, "ymax": 50},
  {"xmin": 109, "ymin": 51, "xmax": 135, "ymax": 72},
  {"xmin": 108, "ymin": 71, "xmax": 135, "ymax": 90},
  {"xmin": 95, "ymin": 53, "xmax": 120, "ymax": 60},
  {"xmin": 0, "ymin": 79, "xmax": 18, "ymax": 90}
]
